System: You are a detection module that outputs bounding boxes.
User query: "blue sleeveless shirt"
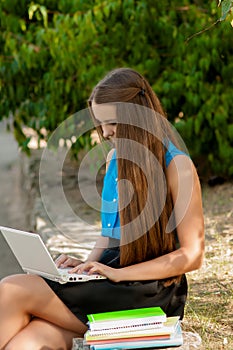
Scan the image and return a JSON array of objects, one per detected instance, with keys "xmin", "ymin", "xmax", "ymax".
[{"xmin": 101, "ymin": 142, "xmax": 186, "ymax": 239}]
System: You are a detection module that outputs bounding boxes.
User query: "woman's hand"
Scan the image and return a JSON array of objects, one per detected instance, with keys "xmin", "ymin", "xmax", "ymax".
[
  {"xmin": 55, "ymin": 254, "xmax": 83, "ymax": 268},
  {"xmin": 68, "ymin": 261, "xmax": 121, "ymax": 283}
]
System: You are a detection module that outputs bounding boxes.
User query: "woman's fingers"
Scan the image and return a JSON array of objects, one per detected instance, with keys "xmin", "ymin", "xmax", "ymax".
[
  {"xmin": 68, "ymin": 263, "xmax": 87, "ymax": 274},
  {"xmin": 55, "ymin": 254, "xmax": 68, "ymax": 267},
  {"xmin": 68, "ymin": 261, "xmax": 120, "ymax": 282},
  {"xmin": 55, "ymin": 254, "xmax": 83, "ymax": 268},
  {"xmin": 69, "ymin": 262, "xmax": 106, "ymax": 275}
]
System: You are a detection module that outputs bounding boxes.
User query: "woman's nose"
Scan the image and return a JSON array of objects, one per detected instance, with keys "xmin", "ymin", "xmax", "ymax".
[{"xmin": 102, "ymin": 125, "xmax": 114, "ymax": 139}]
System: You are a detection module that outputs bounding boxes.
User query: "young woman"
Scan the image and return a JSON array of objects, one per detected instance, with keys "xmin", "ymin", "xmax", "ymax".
[{"xmin": 0, "ymin": 68, "xmax": 204, "ymax": 350}]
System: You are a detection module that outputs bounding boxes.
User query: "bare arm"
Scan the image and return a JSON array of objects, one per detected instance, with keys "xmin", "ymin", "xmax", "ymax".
[
  {"xmin": 76, "ymin": 155, "xmax": 204, "ymax": 282},
  {"xmin": 85, "ymin": 236, "xmax": 109, "ymax": 261},
  {"xmin": 56, "ymin": 231, "xmax": 109, "ymax": 269}
]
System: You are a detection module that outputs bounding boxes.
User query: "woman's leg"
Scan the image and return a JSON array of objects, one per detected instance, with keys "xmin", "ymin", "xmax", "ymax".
[
  {"xmin": 4, "ymin": 318, "xmax": 79, "ymax": 350},
  {"xmin": 0, "ymin": 274, "xmax": 88, "ymax": 349}
]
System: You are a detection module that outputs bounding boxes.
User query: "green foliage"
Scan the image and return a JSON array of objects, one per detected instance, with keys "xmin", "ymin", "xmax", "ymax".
[{"xmin": 0, "ymin": 0, "xmax": 233, "ymax": 177}]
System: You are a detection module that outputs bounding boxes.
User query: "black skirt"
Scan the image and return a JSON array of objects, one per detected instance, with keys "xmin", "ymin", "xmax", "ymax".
[{"xmin": 43, "ymin": 246, "xmax": 188, "ymax": 325}]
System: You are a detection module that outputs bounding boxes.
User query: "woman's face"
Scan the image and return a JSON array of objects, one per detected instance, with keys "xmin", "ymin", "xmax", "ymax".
[{"xmin": 92, "ymin": 100, "xmax": 117, "ymax": 141}]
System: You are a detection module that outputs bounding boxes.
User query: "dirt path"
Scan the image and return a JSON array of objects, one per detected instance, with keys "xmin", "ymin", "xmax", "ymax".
[{"xmin": 0, "ymin": 120, "xmax": 31, "ymax": 278}]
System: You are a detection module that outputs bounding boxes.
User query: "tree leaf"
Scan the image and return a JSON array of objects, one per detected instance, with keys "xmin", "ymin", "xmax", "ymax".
[
  {"xmin": 220, "ymin": 0, "xmax": 233, "ymax": 21},
  {"xmin": 40, "ymin": 6, "xmax": 48, "ymax": 28},
  {"xmin": 28, "ymin": 4, "xmax": 39, "ymax": 20}
]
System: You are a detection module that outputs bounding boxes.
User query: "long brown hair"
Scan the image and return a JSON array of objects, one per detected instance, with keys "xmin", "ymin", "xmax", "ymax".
[{"xmin": 89, "ymin": 68, "xmax": 181, "ymax": 284}]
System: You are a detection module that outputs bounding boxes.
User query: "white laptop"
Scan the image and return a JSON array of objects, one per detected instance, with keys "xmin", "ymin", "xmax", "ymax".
[{"xmin": 0, "ymin": 226, "xmax": 106, "ymax": 284}]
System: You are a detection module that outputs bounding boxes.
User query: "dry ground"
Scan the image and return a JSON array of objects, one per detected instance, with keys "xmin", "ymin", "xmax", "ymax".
[{"xmin": 182, "ymin": 182, "xmax": 233, "ymax": 350}]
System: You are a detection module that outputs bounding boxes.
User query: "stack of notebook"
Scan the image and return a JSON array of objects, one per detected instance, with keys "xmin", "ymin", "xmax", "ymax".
[{"xmin": 84, "ymin": 306, "xmax": 183, "ymax": 349}]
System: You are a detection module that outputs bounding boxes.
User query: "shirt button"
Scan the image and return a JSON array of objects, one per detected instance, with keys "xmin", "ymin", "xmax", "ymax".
[
  {"xmin": 113, "ymin": 198, "xmax": 117, "ymax": 202},
  {"xmin": 107, "ymin": 223, "xmax": 111, "ymax": 227},
  {"xmin": 115, "ymin": 177, "xmax": 118, "ymax": 181}
]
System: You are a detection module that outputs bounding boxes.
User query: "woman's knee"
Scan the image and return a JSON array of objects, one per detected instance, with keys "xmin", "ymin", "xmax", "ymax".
[
  {"xmin": 3, "ymin": 318, "xmax": 78, "ymax": 350},
  {"xmin": 0, "ymin": 274, "xmax": 37, "ymax": 306},
  {"xmin": 4, "ymin": 337, "xmax": 39, "ymax": 350},
  {"xmin": 0, "ymin": 275, "xmax": 19, "ymax": 304}
]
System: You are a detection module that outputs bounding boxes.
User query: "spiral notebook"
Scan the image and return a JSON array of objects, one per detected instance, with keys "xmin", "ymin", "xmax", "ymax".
[
  {"xmin": 87, "ymin": 323, "xmax": 183, "ymax": 349},
  {"xmin": 86, "ymin": 316, "xmax": 180, "ymax": 339}
]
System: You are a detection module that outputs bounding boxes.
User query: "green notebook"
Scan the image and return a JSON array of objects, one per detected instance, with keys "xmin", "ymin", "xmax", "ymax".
[{"xmin": 87, "ymin": 306, "xmax": 166, "ymax": 324}]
